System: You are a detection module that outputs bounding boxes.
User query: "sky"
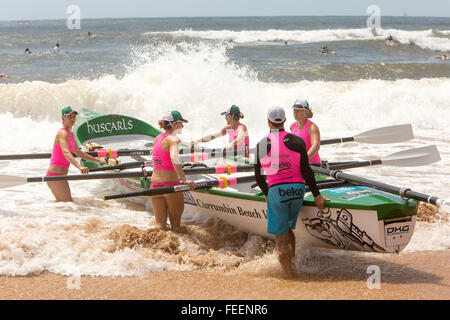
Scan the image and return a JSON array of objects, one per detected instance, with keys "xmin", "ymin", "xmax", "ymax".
[{"xmin": 0, "ymin": 0, "xmax": 449, "ymax": 21}]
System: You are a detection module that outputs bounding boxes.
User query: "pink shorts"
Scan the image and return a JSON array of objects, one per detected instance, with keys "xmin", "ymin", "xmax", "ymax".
[
  {"xmin": 46, "ymin": 172, "xmax": 65, "ymax": 177},
  {"xmin": 150, "ymin": 181, "xmax": 180, "ymax": 188}
]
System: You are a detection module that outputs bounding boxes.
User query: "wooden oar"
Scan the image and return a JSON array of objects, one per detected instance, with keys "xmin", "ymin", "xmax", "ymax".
[
  {"xmin": 313, "ymin": 145, "xmax": 441, "ymax": 170},
  {"xmin": 0, "ymin": 165, "xmax": 255, "ymax": 189},
  {"xmin": 312, "ymin": 166, "xmax": 450, "ymax": 212},
  {"xmin": 103, "ymin": 175, "xmax": 256, "ymax": 200},
  {"xmin": 320, "ymin": 124, "xmax": 414, "ymax": 145}
]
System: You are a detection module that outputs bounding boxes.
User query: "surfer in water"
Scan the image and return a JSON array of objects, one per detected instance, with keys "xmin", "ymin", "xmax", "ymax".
[
  {"xmin": 189, "ymin": 104, "xmax": 250, "ymax": 157},
  {"xmin": 435, "ymin": 54, "xmax": 449, "ymax": 60},
  {"xmin": 290, "ymin": 99, "xmax": 321, "ymax": 164},
  {"xmin": 254, "ymin": 106, "xmax": 326, "ymax": 278},
  {"xmin": 319, "ymin": 45, "xmax": 330, "ymax": 54},
  {"xmin": 52, "ymin": 43, "xmax": 60, "ymax": 54},
  {"xmin": 385, "ymin": 35, "xmax": 395, "ymax": 46},
  {"xmin": 151, "ymin": 111, "xmax": 196, "ymax": 231},
  {"xmin": 46, "ymin": 106, "xmax": 106, "ymax": 202},
  {"xmin": 319, "ymin": 45, "xmax": 335, "ymax": 55},
  {"xmin": 0, "ymin": 74, "xmax": 10, "ymax": 78}
]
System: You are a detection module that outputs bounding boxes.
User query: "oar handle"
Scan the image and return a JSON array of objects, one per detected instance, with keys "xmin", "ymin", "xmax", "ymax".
[
  {"xmin": 320, "ymin": 137, "xmax": 354, "ymax": 145},
  {"xmin": 89, "ymin": 161, "xmax": 149, "ymax": 172},
  {"xmin": 103, "ymin": 175, "xmax": 256, "ymax": 200},
  {"xmin": 27, "ymin": 171, "xmax": 145, "ymax": 183},
  {"xmin": 25, "ymin": 165, "xmax": 255, "ymax": 183},
  {"xmin": 0, "ymin": 153, "xmax": 53, "ymax": 160},
  {"xmin": 327, "ymin": 159, "xmax": 382, "ymax": 170}
]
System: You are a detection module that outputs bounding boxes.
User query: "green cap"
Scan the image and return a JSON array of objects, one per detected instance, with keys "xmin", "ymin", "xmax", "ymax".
[
  {"xmin": 162, "ymin": 110, "xmax": 188, "ymax": 123},
  {"xmin": 61, "ymin": 106, "xmax": 78, "ymax": 117},
  {"xmin": 221, "ymin": 105, "xmax": 241, "ymax": 116}
]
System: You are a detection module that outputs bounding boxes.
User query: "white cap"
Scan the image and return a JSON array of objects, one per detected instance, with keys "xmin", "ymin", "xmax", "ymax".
[
  {"xmin": 267, "ymin": 106, "xmax": 286, "ymax": 123},
  {"xmin": 292, "ymin": 99, "xmax": 310, "ymax": 110}
]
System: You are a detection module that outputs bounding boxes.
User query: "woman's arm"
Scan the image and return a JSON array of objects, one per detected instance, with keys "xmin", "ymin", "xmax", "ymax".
[
  {"xmin": 59, "ymin": 131, "xmax": 87, "ymax": 172},
  {"xmin": 308, "ymin": 122, "xmax": 321, "ymax": 159},
  {"xmin": 73, "ymin": 145, "xmax": 105, "ymax": 164},
  {"xmin": 169, "ymin": 136, "xmax": 196, "ymax": 190},
  {"xmin": 189, "ymin": 126, "xmax": 228, "ymax": 148}
]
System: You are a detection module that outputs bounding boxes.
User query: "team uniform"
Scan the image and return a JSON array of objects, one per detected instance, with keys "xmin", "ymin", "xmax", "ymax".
[
  {"xmin": 227, "ymin": 123, "xmax": 250, "ymax": 157},
  {"xmin": 151, "ymin": 132, "xmax": 180, "ymax": 188},
  {"xmin": 254, "ymin": 129, "xmax": 320, "ymax": 235},
  {"xmin": 46, "ymin": 128, "xmax": 76, "ymax": 176},
  {"xmin": 290, "ymin": 119, "xmax": 321, "ymax": 163}
]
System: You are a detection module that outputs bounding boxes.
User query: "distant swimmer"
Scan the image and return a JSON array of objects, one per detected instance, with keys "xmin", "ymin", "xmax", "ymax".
[
  {"xmin": 435, "ymin": 54, "xmax": 449, "ymax": 60},
  {"xmin": 25, "ymin": 48, "xmax": 32, "ymax": 55},
  {"xmin": 319, "ymin": 45, "xmax": 335, "ymax": 55},
  {"xmin": 385, "ymin": 35, "xmax": 395, "ymax": 46},
  {"xmin": 0, "ymin": 74, "xmax": 10, "ymax": 79},
  {"xmin": 52, "ymin": 43, "xmax": 60, "ymax": 54},
  {"xmin": 284, "ymin": 41, "xmax": 288, "ymax": 45},
  {"xmin": 319, "ymin": 45, "xmax": 329, "ymax": 54}
]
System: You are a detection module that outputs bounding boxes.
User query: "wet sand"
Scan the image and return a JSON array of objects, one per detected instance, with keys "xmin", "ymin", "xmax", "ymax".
[{"xmin": 1, "ymin": 250, "xmax": 448, "ymax": 300}]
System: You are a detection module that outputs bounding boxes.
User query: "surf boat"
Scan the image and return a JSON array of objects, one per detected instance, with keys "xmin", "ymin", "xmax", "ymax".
[{"xmin": 72, "ymin": 108, "xmax": 436, "ymax": 254}]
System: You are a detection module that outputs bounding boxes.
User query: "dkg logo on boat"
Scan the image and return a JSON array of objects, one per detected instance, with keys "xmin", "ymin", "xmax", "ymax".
[
  {"xmin": 386, "ymin": 225, "xmax": 410, "ymax": 235},
  {"xmin": 87, "ymin": 119, "xmax": 134, "ymax": 134}
]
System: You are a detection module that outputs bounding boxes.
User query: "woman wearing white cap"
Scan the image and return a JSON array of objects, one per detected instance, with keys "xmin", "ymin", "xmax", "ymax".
[
  {"xmin": 151, "ymin": 110, "xmax": 196, "ymax": 231},
  {"xmin": 290, "ymin": 99, "xmax": 321, "ymax": 163},
  {"xmin": 189, "ymin": 105, "xmax": 250, "ymax": 157},
  {"xmin": 254, "ymin": 106, "xmax": 326, "ymax": 277}
]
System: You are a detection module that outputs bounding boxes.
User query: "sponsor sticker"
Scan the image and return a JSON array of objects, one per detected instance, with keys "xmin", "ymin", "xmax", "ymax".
[
  {"xmin": 384, "ymin": 221, "xmax": 412, "ymax": 246},
  {"xmin": 327, "ymin": 186, "xmax": 364, "ymax": 194},
  {"xmin": 183, "ymin": 192, "xmax": 197, "ymax": 206}
]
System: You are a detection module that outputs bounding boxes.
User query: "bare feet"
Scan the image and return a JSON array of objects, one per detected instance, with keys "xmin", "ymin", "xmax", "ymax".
[{"xmin": 278, "ymin": 252, "xmax": 295, "ymax": 278}]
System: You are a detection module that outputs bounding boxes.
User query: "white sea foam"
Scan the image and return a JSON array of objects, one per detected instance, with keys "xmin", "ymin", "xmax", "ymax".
[{"xmin": 144, "ymin": 28, "xmax": 450, "ymax": 51}]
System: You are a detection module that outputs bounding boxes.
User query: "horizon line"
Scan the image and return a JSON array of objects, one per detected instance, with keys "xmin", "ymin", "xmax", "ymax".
[{"xmin": 1, "ymin": 14, "xmax": 449, "ymax": 22}]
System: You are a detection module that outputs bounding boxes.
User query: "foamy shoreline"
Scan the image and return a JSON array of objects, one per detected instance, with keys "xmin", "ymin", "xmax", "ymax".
[{"xmin": 1, "ymin": 250, "xmax": 448, "ymax": 300}]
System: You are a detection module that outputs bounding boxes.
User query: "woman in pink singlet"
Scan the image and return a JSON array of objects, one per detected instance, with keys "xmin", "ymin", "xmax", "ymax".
[
  {"xmin": 46, "ymin": 106, "xmax": 105, "ymax": 202},
  {"xmin": 151, "ymin": 110, "xmax": 196, "ymax": 231},
  {"xmin": 290, "ymin": 99, "xmax": 321, "ymax": 163},
  {"xmin": 189, "ymin": 105, "xmax": 250, "ymax": 157}
]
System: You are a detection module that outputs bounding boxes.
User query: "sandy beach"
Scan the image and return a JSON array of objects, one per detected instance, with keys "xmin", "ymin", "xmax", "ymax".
[{"xmin": 1, "ymin": 249, "xmax": 448, "ymax": 300}]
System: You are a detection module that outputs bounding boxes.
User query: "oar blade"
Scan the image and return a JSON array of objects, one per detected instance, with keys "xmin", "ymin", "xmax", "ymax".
[
  {"xmin": 354, "ymin": 124, "xmax": 414, "ymax": 144},
  {"xmin": 0, "ymin": 175, "xmax": 28, "ymax": 189},
  {"xmin": 382, "ymin": 145, "xmax": 441, "ymax": 167},
  {"xmin": 436, "ymin": 199, "xmax": 450, "ymax": 214}
]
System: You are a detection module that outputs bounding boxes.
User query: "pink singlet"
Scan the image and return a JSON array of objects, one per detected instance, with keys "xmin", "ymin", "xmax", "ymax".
[
  {"xmin": 260, "ymin": 130, "xmax": 305, "ymax": 187},
  {"xmin": 152, "ymin": 133, "xmax": 176, "ymax": 172},
  {"xmin": 228, "ymin": 123, "xmax": 250, "ymax": 157},
  {"xmin": 49, "ymin": 128, "xmax": 76, "ymax": 168},
  {"xmin": 290, "ymin": 119, "xmax": 321, "ymax": 163}
]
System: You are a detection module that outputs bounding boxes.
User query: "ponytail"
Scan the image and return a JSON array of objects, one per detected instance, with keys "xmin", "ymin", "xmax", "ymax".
[{"xmin": 158, "ymin": 120, "xmax": 172, "ymax": 131}]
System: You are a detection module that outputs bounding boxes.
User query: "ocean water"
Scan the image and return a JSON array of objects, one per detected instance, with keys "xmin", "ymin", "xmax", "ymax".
[{"xmin": 0, "ymin": 16, "xmax": 449, "ymax": 277}]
